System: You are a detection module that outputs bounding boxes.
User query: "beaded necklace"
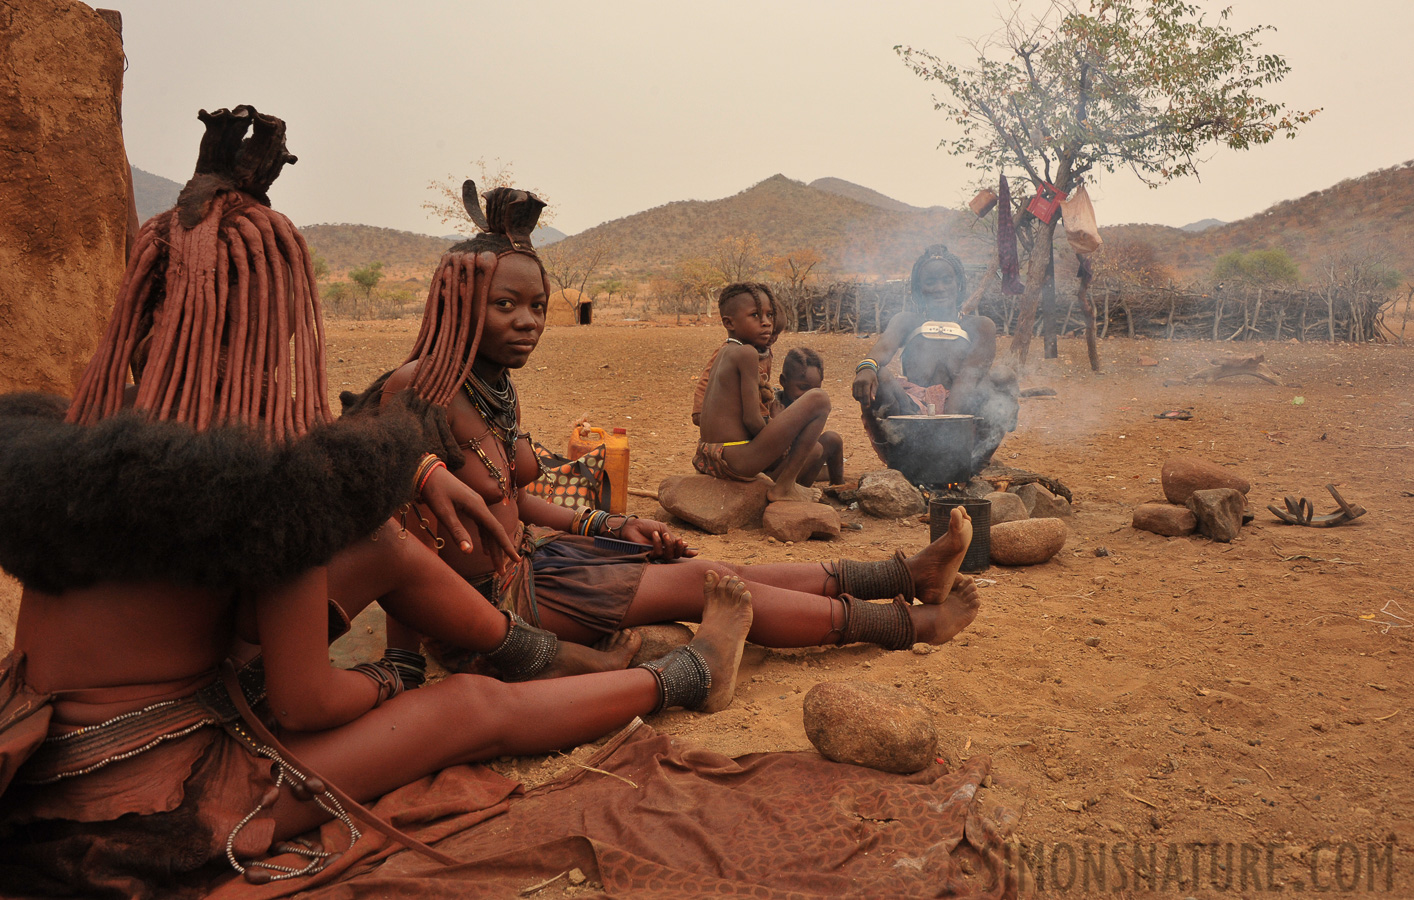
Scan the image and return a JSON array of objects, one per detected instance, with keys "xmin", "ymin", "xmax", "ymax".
[{"xmin": 460, "ymin": 370, "xmax": 523, "ymax": 503}]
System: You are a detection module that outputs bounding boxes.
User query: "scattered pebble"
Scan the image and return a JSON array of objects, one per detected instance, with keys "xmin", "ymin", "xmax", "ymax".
[
  {"xmin": 567, "ymin": 868, "xmax": 587, "ymax": 886},
  {"xmin": 1094, "ymin": 546, "xmax": 1110, "ymax": 557},
  {"xmin": 1084, "ymin": 637, "xmax": 1101, "ymax": 647},
  {"xmin": 1090, "ymin": 617, "xmax": 1108, "ymax": 626}
]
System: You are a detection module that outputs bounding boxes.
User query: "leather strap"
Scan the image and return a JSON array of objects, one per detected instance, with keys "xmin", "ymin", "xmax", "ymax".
[{"xmin": 219, "ymin": 662, "xmax": 462, "ymax": 867}]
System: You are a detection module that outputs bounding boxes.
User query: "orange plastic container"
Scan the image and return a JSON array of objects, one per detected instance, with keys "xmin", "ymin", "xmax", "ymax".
[{"xmin": 568, "ymin": 424, "xmax": 630, "ymax": 514}]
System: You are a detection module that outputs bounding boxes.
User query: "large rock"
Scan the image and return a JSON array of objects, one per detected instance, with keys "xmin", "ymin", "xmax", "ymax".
[
  {"xmin": 856, "ymin": 469, "xmax": 927, "ymax": 519},
  {"xmin": 1132, "ymin": 503, "xmax": 1197, "ymax": 537},
  {"xmin": 1011, "ymin": 483, "xmax": 1071, "ymax": 519},
  {"xmin": 803, "ymin": 682, "xmax": 938, "ymax": 774},
  {"xmin": 985, "ymin": 491, "xmax": 1029, "ymax": 524},
  {"xmin": 989, "ymin": 518, "xmax": 1068, "ymax": 566},
  {"xmin": 659, "ymin": 474, "xmax": 770, "ymax": 534},
  {"xmin": 0, "ymin": 3, "xmax": 131, "ymax": 396},
  {"xmin": 1161, "ymin": 457, "xmax": 1251, "ymax": 505},
  {"xmin": 763, "ymin": 501, "xmax": 840, "ymax": 542},
  {"xmin": 1186, "ymin": 488, "xmax": 1245, "ymax": 543}
]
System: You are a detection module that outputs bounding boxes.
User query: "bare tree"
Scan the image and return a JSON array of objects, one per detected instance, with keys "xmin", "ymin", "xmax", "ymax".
[
  {"xmin": 540, "ymin": 231, "xmax": 615, "ymax": 299},
  {"xmin": 422, "ymin": 157, "xmax": 555, "ymax": 233}
]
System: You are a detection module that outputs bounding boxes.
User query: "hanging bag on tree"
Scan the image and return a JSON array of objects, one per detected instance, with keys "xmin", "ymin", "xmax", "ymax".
[{"xmin": 1060, "ymin": 183, "xmax": 1102, "ymax": 255}]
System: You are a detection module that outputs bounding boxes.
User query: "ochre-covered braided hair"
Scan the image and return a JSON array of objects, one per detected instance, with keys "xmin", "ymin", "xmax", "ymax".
[
  {"xmin": 67, "ymin": 106, "xmax": 328, "ymax": 441},
  {"xmin": 401, "ymin": 184, "xmax": 550, "ymax": 408}
]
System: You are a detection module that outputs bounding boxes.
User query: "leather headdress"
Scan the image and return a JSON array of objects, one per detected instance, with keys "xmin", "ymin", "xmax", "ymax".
[{"xmin": 460, "ymin": 180, "xmax": 547, "ymax": 252}]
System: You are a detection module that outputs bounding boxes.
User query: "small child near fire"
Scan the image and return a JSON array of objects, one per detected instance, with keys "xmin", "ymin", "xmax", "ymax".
[
  {"xmin": 695, "ymin": 283, "xmax": 830, "ymax": 503},
  {"xmin": 776, "ymin": 347, "xmax": 845, "ymax": 485}
]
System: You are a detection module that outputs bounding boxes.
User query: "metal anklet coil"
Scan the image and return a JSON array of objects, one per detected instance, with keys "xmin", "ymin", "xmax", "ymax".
[
  {"xmin": 637, "ymin": 646, "xmax": 712, "ymax": 713},
  {"xmin": 484, "ymin": 612, "xmax": 559, "ymax": 682},
  {"xmin": 840, "ymin": 595, "xmax": 917, "ymax": 651},
  {"xmin": 837, "ymin": 550, "xmax": 914, "ymax": 601}
]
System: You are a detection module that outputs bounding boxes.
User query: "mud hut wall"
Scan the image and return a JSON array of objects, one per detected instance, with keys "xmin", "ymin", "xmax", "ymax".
[{"xmin": 0, "ymin": 1, "xmax": 131, "ymax": 397}]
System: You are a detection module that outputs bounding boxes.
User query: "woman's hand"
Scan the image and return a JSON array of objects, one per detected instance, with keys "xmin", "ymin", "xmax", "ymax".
[
  {"xmin": 851, "ymin": 368, "xmax": 878, "ymax": 407},
  {"xmin": 620, "ymin": 517, "xmax": 696, "ymax": 560},
  {"xmin": 421, "ymin": 465, "xmax": 519, "ymax": 575}
]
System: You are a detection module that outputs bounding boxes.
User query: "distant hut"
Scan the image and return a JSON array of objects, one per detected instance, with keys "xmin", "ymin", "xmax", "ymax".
[{"xmin": 547, "ymin": 288, "xmax": 592, "ymax": 325}]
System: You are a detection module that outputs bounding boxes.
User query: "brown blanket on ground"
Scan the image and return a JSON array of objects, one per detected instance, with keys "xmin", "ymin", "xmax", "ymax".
[{"xmin": 199, "ymin": 720, "xmax": 1021, "ymax": 900}]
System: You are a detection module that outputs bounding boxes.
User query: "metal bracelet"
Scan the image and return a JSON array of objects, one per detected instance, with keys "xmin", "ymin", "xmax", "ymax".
[
  {"xmin": 381, "ymin": 648, "xmax": 427, "ymax": 689},
  {"xmin": 839, "ymin": 595, "xmax": 917, "ymax": 651},
  {"xmin": 637, "ymin": 645, "xmax": 712, "ymax": 713},
  {"xmin": 836, "ymin": 550, "xmax": 914, "ymax": 601},
  {"xmin": 483, "ymin": 612, "xmax": 559, "ymax": 682}
]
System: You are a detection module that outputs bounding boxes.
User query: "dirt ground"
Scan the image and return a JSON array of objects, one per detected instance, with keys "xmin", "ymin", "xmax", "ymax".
[
  {"xmin": 319, "ymin": 316, "xmax": 1413, "ymax": 896},
  {"xmin": 2, "ymin": 317, "xmax": 1408, "ymax": 896}
]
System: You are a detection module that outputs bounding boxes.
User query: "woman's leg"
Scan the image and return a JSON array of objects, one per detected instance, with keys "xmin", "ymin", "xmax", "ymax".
[
  {"xmin": 537, "ymin": 508, "xmax": 979, "ymax": 650},
  {"xmin": 328, "ymin": 521, "xmax": 640, "ymax": 678},
  {"xmin": 269, "ymin": 572, "xmax": 755, "ymax": 839}
]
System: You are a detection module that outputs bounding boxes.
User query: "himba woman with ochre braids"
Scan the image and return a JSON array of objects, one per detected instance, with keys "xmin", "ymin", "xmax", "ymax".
[
  {"xmin": 364, "ymin": 182, "xmax": 985, "ymax": 670},
  {"xmin": 0, "ymin": 108, "xmax": 755, "ymax": 898}
]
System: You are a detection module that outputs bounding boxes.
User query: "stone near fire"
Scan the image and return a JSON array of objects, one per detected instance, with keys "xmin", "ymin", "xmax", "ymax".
[
  {"xmin": 989, "ymin": 518, "xmax": 1068, "ymax": 566},
  {"xmin": 763, "ymin": 501, "xmax": 840, "ymax": 542},
  {"xmin": 1186, "ymin": 488, "xmax": 1246, "ymax": 543},
  {"xmin": 1132, "ymin": 503, "xmax": 1197, "ymax": 537},
  {"xmin": 1161, "ymin": 457, "xmax": 1250, "ymax": 505},
  {"xmin": 658, "ymin": 474, "xmax": 770, "ymax": 534},
  {"xmin": 803, "ymin": 682, "xmax": 938, "ymax": 774},
  {"xmin": 628, "ymin": 622, "xmax": 695, "ymax": 668},
  {"xmin": 985, "ymin": 491, "xmax": 1029, "ymax": 524},
  {"xmin": 1011, "ymin": 483, "xmax": 1072, "ymax": 519},
  {"xmin": 857, "ymin": 469, "xmax": 927, "ymax": 519}
]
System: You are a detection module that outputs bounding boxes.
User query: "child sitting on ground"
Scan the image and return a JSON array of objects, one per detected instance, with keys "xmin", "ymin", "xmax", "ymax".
[
  {"xmin": 776, "ymin": 347, "xmax": 845, "ymax": 485},
  {"xmin": 695, "ymin": 283, "xmax": 830, "ymax": 503}
]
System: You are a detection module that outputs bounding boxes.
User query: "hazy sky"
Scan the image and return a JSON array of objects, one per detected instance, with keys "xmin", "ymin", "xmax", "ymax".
[{"xmin": 114, "ymin": 1, "xmax": 1413, "ymax": 236}]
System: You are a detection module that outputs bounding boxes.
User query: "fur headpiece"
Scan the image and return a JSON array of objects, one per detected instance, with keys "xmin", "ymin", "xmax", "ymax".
[{"xmin": 0, "ymin": 393, "xmax": 422, "ymax": 595}]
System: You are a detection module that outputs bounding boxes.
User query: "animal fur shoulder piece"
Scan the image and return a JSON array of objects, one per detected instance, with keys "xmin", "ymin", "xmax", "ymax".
[{"xmin": 0, "ymin": 393, "xmax": 423, "ymax": 595}]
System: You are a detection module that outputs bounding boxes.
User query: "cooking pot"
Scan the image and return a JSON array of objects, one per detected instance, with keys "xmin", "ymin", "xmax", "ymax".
[{"xmin": 876, "ymin": 414, "xmax": 975, "ymax": 487}]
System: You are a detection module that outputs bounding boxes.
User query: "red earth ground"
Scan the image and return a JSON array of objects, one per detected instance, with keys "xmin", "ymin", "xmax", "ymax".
[
  {"xmin": 2, "ymin": 319, "xmax": 1408, "ymax": 897},
  {"xmin": 314, "ymin": 316, "xmax": 1413, "ymax": 898}
]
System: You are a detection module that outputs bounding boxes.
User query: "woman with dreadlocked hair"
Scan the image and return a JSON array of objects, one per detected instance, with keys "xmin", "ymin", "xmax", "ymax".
[
  {"xmin": 852, "ymin": 243, "xmax": 1020, "ymax": 472},
  {"xmin": 0, "ymin": 109, "xmax": 756, "ymax": 898},
  {"xmin": 372, "ymin": 184, "xmax": 985, "ymax": 680}
]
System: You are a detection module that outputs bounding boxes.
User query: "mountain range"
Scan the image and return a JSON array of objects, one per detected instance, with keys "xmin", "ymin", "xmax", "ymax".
[{"xmin": 130, "ymin": 161, "xmax": 1414, "ymax": 285}]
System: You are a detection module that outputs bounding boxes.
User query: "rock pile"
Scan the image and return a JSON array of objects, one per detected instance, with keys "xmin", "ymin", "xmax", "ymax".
[{"xmin": 1132, "ymin": 456, "xmax": 1251, "ymax": 542}]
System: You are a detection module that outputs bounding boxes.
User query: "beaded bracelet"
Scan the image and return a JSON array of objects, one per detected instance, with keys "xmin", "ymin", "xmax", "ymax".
[
  {"xmin": 855, "ymin": 358, "xmax": 879, "ymax": 373},
  {"xmin": 413, "ymin": 453, "xmax": 446, "ymax": 499}
]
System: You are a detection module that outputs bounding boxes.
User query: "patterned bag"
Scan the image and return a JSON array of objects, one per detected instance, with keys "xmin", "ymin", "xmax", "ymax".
[{"xmin": 525, "ymin": 442, "xmax": 607, "ymax": 510}]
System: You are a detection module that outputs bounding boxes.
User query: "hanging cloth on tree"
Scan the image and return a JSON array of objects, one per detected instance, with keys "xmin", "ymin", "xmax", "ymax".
[{"xmin": 997, "ymin": 174, "xmax": 1025, "ymax": 295}]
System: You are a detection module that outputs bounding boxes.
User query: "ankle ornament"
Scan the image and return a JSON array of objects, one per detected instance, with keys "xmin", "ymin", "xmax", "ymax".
[
  {"xmin": 637, "ymin": 646, "xmax": 712, "ymax": 713},
  {"xmin": 836, "ymin": 550, "xmax": 914, "ymax": 601},
  {"xmin": 839, "ymin": 594, "xmax": 916, "ymax": 651},
  {"xmin": 484, "ymin": 612, "xmax": 559, "ymax": 682}
]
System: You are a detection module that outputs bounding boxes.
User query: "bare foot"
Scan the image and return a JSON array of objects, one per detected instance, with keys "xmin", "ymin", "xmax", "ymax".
[
  {"xmin": 533, "ymin": 629, "xmax": 643, "ymax": 680},
  {"xmin": 907, "ymin": 506, "xmax": 973, "ymax": 605},
  {"xmin": 767, "ymin": 481, "xmax": 822, "ymax": 503},
  {"xmin": 909, "ymin": 575, "xmax": 980, "ymax": 644},
  {"xmin": 689, "ymin": 571, "xmax": 755, "ymax": 712}
]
